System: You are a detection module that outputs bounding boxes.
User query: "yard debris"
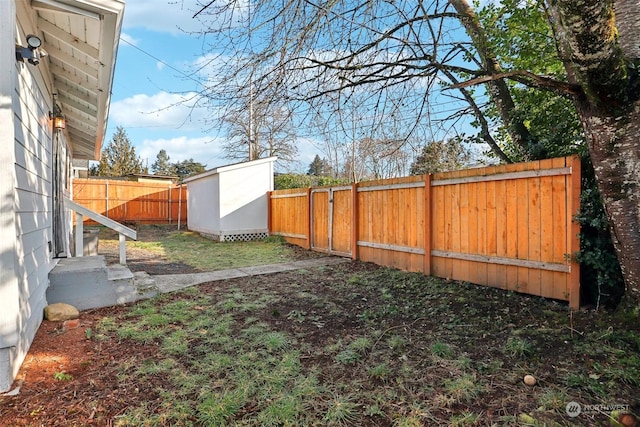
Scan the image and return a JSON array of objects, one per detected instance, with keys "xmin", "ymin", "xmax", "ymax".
[
  {"xmin": 523, "ymin": 374, "xmax": 536, "ymax": 386},
  {"xmin": 63, "ymin": 319, "xmax": 80, "ymax": 330}
]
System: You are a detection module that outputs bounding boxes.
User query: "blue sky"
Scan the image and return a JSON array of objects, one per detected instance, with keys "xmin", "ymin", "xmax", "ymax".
[
  {"xmin": 107, "ymin": 1, "xmax": 483, "ymax": 174},
  {"xmin": 106, "ymin": 0, "xmax": 320, "ymax": 172}
]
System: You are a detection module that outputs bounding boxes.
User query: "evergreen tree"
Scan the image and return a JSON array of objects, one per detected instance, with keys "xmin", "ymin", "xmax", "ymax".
[
  {"xmin": 151, "ymin": 149, "xmax": 173, "ymax": 175},
  {"xmin": 307, "ymin": 155, "xmax": 327, "ymax": 176},
  {"xmin": 410, "ymin": 139, "xmax": 470, "ymax": 175},
  {"xmin": 172, "ymin": 159, "xmax": 206, "ymax": 181},
  {"xmin": 93, "ymin": 126, "xmax": 144, "ymax": 177}
]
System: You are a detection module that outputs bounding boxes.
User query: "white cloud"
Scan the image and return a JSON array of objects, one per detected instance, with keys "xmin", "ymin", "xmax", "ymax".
[
  {"xmin": 122, "ymin": 1, "xmax": 205, "ymax": 34},
  {"xmin": 122, "ymin": 0, "xmax": 246, "ymax": 35},
  {"xmin": 120, "ymin": 32, "xmax": 139, "ymax": 46},
  {"xmin": 109, "ymin": 91, "xmax": 208, "ymax": 132},
  {"xmin": 138, "ymin": 136, "xmax": 226, "ymax": 169},
  {"xmin": 122, "ymin": 0, "xmax": 250, "ymax": 41},
  {"xmin": 297, "ymin": 137, "xmax": 323, "ymax": 163}
]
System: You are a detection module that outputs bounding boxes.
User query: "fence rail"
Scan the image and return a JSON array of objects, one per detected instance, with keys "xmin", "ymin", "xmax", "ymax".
[
  {"xmin": 268, "ymin": 155, "xmax": 581, "ymax": 309},
  {"xmin": 72, "ymin": 178, "xmax": 187, "ymax": 225}
]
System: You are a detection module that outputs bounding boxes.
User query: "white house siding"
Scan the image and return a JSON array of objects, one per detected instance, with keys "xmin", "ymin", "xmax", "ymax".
[
  {"xmin": 0, "ymin": 0, "xmax": 21, "ymax": 392},
  {"xmin": 0, "ymin": 3, "xmax": 62, "ymax": 391}
]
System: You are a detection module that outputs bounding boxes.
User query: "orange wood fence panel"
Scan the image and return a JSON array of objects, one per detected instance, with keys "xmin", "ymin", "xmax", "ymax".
[
  {"xmin": 268, "ymin": 155, "xmax": 581, "ymax": 308},
  {"xmin": 331, "ymin": 187, "xmax": 353, "ymax": 256},
  {"xmin": 357, "ymin": 176, "xmax": 426, "ymax": 273},
  {"xmin": 269, "ymin": 188, "xmax": 311, "ymax": 249},
  {"xmin": 430, "ymin": 156, "xmax": 581, "ymax": 307},
  {"xmin": 311, "ymin": 188, "xmax": 330, "ymax": 252},
  {"xmin": 72, "ymin": 179, "xmax": 188, "ymax": 225}
]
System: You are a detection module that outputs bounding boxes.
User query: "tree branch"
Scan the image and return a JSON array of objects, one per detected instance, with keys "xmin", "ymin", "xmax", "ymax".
[
  {"xmin": 449, "ymin": 0, "xmax": 535, "ymax": 158},
  {"xmin": 449, "ymin": 70, "xmax": 582, "ymax": 98},
  {"xmin": 442, "ymin": 69, "xmax": 513, "ymax": 163}
]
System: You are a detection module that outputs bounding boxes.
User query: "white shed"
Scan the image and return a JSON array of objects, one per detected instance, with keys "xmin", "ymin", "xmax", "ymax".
[{"xmin": 184, "ymin": 157, "xmax": 276, "ymax": 241}]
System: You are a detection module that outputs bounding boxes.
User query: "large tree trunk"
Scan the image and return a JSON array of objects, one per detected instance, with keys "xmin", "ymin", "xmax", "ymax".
[
  {"xmin": 549, "ymin": 0, "xmax": 640, "ymax": 307},
  {"xmin": 578, "ymin": 102, "xmax": 640, "ymax": 306}
]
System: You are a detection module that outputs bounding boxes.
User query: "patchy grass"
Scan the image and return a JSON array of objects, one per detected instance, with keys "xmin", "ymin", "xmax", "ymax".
[
  {"xmin": 97, "ymin": 224, "xmax": 316, "ymax": 271},
  {"xmin": 104, "ymin": 265, "xmax": 640, "ymax": 425},
  {"xmin": 4, "ymin": 262, "xmax": 640, "ymax": 426}
]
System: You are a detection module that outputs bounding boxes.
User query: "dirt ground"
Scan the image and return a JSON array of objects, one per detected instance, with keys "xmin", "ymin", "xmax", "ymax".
[{"xmin": 1, "ymin": 231, "xmax": 639, "ymax": 426}]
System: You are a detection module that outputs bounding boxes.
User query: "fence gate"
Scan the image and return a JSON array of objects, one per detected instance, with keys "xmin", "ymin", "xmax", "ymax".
[{"xmin": 310, "ymin": 186, "xmax": 353, "ymax": 257}]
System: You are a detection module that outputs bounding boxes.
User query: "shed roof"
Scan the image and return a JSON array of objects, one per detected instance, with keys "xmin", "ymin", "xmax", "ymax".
[{"xmin": 183, "ymin": 157, "xmax": 278, "ymax": 183}]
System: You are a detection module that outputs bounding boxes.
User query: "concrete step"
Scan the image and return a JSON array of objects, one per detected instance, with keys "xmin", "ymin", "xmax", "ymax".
[
  {"xmin": 132, "ymin": 271, "xmax": 159, "ymax": 300},
  {"xmin": 47, "ymin": 256, "xmax": 155, "ymax": 310},
  {"xmin": 107, "ymin": 263, "xmax": 137, "ymax": 306}
]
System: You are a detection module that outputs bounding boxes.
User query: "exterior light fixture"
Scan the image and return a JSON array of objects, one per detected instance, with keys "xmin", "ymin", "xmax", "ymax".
[
  {"xmin": 16, "ymin": 34, "xmax": 45, "ymax": 65},
  {"xmin": 53, "ymin": 114, "xmax": 66, "ymax": 130},
  {"xmin": 50, "ymin": 101, "xmax": 66, "ymax": 130}
]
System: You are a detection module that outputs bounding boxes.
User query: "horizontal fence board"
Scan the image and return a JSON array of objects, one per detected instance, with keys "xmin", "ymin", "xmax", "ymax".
[
  {"xmin": 431, "ymin": 250, "xmax": 571, "ymax": 272},
  {"xmin": 270, "ymin": 191, "xmax": 308, "ymax": 199},
  {"xmin": 272, "ymin": 231, "xmax": 307, "ymax": 239},
  {"xmin": 431, "ymin": 167, "xmax": 571, "ymax": 186},
  {"xmin": 358, "ymin": 241, "xmax": 425, "ymax": 255},
  {"xmin": 268, "ymin": 156, "xmax": 581, "ymax": 309},
  {"xmin": 357, "ymin": 181, "xmax": 425, "ymax": 192}
]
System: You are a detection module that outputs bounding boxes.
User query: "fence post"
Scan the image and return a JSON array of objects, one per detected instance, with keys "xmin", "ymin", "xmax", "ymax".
[
  {"xmin": 568, "ymin": 155, "xmax": 581, "ymax": 310},
  {"xmin": 306, "ymin": 187, "xmax": 312, "ymax": 250},
  {"xmin": 177, "ymin": 184, "xmax": 183, "ymax": 230},
  {"xmin": 105, "ymin": 180, "xmax": 109, "ymax": 218},
  {"xmin": 267, "ymin": 190, "xmax": 273, "ymax": 236},
  {"xmin": 351, "ymin": 182, "xmax": 359, "ymax": 260},
  {"xmin": 424, "ymin": 174, "xmax": 432, "ymax": 276},
  {"xmin": 168, "ymin": 185, "xmax": 172, "ymax": 224}
]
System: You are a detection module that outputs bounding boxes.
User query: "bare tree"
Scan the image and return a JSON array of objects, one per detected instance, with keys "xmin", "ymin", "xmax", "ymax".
[
  {"xmin": 309, "ymin": 90, "xmax": 417, "ymax": 181},
  {"xmin": 189, "ymin": 0, "xmax": 640, "ymax": 306},
  {"xmin": 221, "ymin": 96, "xmax": 298, "ymax": 166}
]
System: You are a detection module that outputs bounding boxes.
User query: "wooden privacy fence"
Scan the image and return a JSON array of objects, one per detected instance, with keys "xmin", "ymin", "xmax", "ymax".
[
  {"xmin": 72, "ymin": 178, "xmax": 187, "ymax": 225},
  {"xmin": 268, "ymin": 155, "xmax": 581, "ymax": 309}
]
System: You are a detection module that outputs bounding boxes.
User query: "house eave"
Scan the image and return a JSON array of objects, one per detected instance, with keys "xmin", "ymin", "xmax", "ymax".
[{"xmin": 32, "ymin": 0, "xmax": 124, "ymax": 160}]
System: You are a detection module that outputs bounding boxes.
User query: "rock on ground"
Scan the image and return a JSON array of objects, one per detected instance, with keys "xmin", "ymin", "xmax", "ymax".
[{"xmin": 44, "ymin": 303, "xmax": 79, "ymax": 321}]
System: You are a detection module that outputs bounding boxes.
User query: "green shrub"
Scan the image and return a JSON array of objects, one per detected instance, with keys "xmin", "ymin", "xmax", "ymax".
[{"xmin": 575, "ymin": 157, "xmax": 625, "ymax": 309}]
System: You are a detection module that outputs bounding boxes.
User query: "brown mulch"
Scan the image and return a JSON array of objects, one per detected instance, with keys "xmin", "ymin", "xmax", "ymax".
[{"xmin": 0, "ymin": 229, "xmax": 329, "ymax": 426}]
